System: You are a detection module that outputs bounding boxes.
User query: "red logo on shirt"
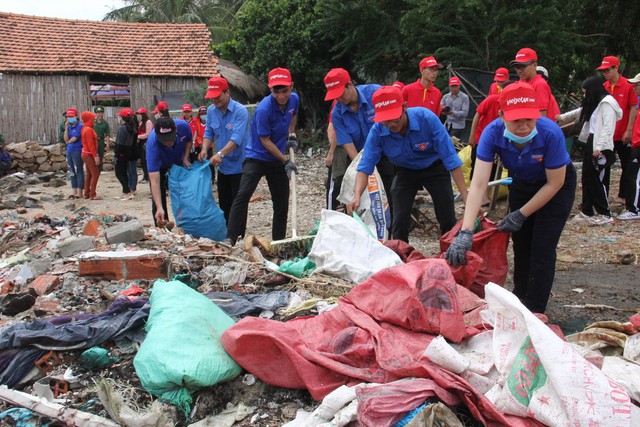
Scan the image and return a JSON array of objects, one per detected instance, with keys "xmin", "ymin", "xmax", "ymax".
[
  {"xmin": 415, "ymin": 143, "xmax": 428, "ymax": 150},
  {"xmin": 532, "ymin": 154, "xmax": 543, "ymax": 163}
]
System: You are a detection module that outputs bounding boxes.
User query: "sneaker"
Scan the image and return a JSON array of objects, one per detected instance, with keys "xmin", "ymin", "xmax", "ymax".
[
  {"xmin": 140, "ymin": 179, "xmax": 148, "ymax": 184},
  {"xmin": 590, "ymin": 215, "xmax": 613, "ymax": 225},
  {"xmin": 572, "ymin": 212, "xmax": 592, "ymax": 221},
  {"xmin": 617, "ymin": 210, "xmax": 640, "ymax": 220}
]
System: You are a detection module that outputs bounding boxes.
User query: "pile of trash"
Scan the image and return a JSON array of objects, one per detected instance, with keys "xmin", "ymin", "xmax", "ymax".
[{"xmin": 1, "ymin": 199, "xmax": 640, "ymax": 426}]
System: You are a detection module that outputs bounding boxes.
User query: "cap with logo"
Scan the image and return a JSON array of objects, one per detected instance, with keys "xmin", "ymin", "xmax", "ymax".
[
  {"xmin": 510, "ymin": 48, "xmax": 538, "ymax": 66},
  {"xmin": 448, "ymin": 76, "xmax": 461, "ymax": 86},
  {"xmin": 419, "ymin": 56, "xmax": 443, "ymax": 70},
  {"xmin": 94, "ymin": 106, "xmax": 105, "ymax": 113},
  {"xmin": 155, "ymin": 117, "xmax": 177, "ymax": 144},
  {"xmin": 135, "ymin": 107, "xmax": 148, "ymax": 115},
  {"xmin": 596, "ymin": 56, "xmax": 620, "ymax": 70},
  {"xmin": 372, "ymin": 86, "xmax": 404, "ymax": 123},
  {"xmin": 536, "ymin": 66, "xmax": 549, "ymax": 79},
  {"xmin": 66, "ymin": 108, "xmax": 78, "ymax": 117},
  {"xmin": 205, "ymin": 76, "xmax": 229, "ymax": 98},
  {"xmin": 392, "ymin": 81, "xmax": 405, "ymax": 90},
  {"xmin": 156, "ymin": 101, "xmax": 169, "ymax": 112},
  {"xmin": 268, "ymin": 67, "xmax": 292, "ymax": 87},
  {"xmin": 498, "ymin": 81, "xmax": 540, "ymax": 121},
  {"xmin": 323, "ymin": 68, "xmax": 351, "ymax": 101},
  {"xmin": 494, "ymin": 67, "xmax": 509, "ymax": 82},
  {"xmin": 182, "ymin": 104, "xmax": 193, "ymax": 112}
]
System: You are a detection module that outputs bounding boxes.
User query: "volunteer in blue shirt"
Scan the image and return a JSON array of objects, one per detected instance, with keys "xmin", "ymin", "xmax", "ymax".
[
  {"xmin": 446, "ymin": 81, "xmax": 576, "ymax": 314},
  {"xmin": 225, "ymin": 67, "xmax": 299, "ymax": 244},
  {"xmin": 146, "ymin": 104, "xmax": 193, "ymax": 226},
  {"xmin": 346, "ymin": 86, "xmax": 468, "ymax": 243},
  {"xmin": 64, "ymin": 107, "xmax": 84, "ymax": 199},
  {"xmin": 324, "ymin": 68, "xmax": 395, "ymax": 209},
  {"xmin": 199, "ymin": 76, "xmax": 249, "ymax": 224}
]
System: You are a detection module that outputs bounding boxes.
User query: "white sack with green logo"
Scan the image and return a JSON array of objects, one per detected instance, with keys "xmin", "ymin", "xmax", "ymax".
[{"xmin": 482, "ymin": 283, "xmax": 639, "ymax": 426}]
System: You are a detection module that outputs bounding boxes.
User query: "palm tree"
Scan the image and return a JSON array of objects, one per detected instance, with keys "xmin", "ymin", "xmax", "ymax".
[{"xmin": 103, "ymin": 0, "xmax": 246, "ymax": 43}]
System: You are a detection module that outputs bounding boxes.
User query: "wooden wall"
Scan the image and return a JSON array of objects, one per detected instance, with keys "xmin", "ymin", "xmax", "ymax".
[
  {"xmin": 0, "ymin": 74, "xmax": 91, "ymax": 144},
  {"xmin": 130, "ymin": 76, "xmax": 206, "ymax": 112}
]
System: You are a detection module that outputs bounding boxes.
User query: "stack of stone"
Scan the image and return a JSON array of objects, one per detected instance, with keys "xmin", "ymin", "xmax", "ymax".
[{"xmin": 3, "ymin": 142, "xmax": 67, "ymax": 173}]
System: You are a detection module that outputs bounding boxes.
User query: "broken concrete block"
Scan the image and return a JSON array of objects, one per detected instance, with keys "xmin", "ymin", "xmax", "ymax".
[
  {"xmin": 105, "ymin": 220, "xmax": 145, "ymax": 244},
  {"xmin": 57, "ymin": 236, "xmax": 96, "ymax": 258},
  {"xmin": 30, "ymin": 275, "xmax": 61, "ymax": 295},
  {"xmin": 78, "ymin": 250, "xmax": 168, "ymax": 280}
]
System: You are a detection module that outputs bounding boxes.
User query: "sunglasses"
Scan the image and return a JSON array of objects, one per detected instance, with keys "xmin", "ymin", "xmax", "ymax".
[
  {"xmin": 513, "ymin": 63, "xmax": 534, "ymax": 70},
  {"xmin": 600, "ymin": 67, "xmax": 615, "ymax": 74}
]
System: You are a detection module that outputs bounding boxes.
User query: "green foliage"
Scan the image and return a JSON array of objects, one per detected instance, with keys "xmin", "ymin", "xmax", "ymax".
[{"xmin": 184, "ymin": 83, "xmax": 210, "ymax": 108}]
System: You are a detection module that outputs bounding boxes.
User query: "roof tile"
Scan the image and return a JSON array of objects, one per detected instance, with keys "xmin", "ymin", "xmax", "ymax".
[{"xmin": 0, "ymin": 12, "xmax": 218, "ymax": 77}]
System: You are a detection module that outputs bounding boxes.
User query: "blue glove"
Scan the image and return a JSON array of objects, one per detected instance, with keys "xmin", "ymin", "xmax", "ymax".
[
  {"xmin": 497, "ymin": 209, "xmax": 527, "ymax": 233},
  {"xmin": 445, "ymin": 229, "xmax": 473, "ymax": 267},
  {"xmin": 286, "ymin": 133, "xmax": 299, "ymax": 150},
  {"xmin": 284, "ymin": 159, "xmax": 298, "ymax": 179}
]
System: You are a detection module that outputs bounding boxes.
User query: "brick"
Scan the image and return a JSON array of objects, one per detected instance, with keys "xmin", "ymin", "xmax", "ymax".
[
  {"xmin": 57, "ymin": 236, "xmax": 96, "ymax": 258},
  {"xmin": 0, "ymin": 280, "xmax": 14, "ymax": 295},
  {"xmin": 79, "ymin": 251, "xmax": 168, "ymax": 280},
  {"xmin": 29, "ymin": 274, "xmax": 61, "ymax": 296},
  {"xmin": 105, "ymin": 220, "xmax": 145, "ymax": 244},
  {"xmin": 33, "ymin": 298, "xmax": 61, "ymax": 317},
  {"xmin": 83, "ymin": 219, "xmax": 101, "ymax": 237}
]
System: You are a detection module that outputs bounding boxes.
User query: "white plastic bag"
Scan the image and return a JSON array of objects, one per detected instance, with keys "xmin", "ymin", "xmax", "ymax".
[
  {"xmin": 483, "ymin": 283, "xmax": 639, "ymax": 426},
  {"xmin": 308, "ymin": 210, "xmax": 402, "ymax": 284},
  {"xmin": 337, "ymin": 151, "xmax": 390, "ymax": 240}
]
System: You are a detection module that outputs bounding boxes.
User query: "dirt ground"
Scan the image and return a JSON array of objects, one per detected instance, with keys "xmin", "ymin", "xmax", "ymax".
[{"xmin": 5, "ymin": 149, "xmax": 640, "ymax": 425}]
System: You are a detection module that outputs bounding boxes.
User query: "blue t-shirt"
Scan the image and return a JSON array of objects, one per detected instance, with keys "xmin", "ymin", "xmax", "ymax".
[
  {"xmin": 146, "ymin": 119, "xmax": 192, "ymax": 173},
  {"xmin": 477, "ymin": 116, "xmax": 570, "ymax": 182},
  {"xmin": 357, "ymin": 107, "xmax": 462, "ymax": 175},
  {"xmin": 247, "ymin": 92, "xmax": 299, "ymax": 162},
  {"xmin": 66, "ymin": 122, "xmax": 83, "ymax": 152},
  {"xmin": 203, "ymin": 99, "xmax": 249, "ymax": 175},
  {"xmin": 332, "ymin": 84, "xmax": 380, "ymax": 152}
]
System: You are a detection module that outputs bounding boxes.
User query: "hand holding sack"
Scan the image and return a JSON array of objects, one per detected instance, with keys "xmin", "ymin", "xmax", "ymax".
[
  {"xmin": 445, "ymin": 229, "xmax": 473, "ymax": 266},
  {"xmin": 497, "ymin": 209, "xmax": 527, "ymax": 233}
]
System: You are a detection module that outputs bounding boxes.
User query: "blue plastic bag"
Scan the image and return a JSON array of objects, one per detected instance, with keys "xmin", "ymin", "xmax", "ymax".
[{"xmin": 169, "ymin": 161, "xmax": 226, "ymax": 241}]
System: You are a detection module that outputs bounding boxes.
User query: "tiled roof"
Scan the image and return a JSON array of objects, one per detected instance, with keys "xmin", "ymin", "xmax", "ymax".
[{"xmin": 0, "ymin": 12, "xmax": 219, "ymax": 77}]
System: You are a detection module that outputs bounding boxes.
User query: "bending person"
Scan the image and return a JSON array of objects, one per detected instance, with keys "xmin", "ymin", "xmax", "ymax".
[{"xmin": 446, "ymin": 82, "xmax": 576, "ymax": 314}]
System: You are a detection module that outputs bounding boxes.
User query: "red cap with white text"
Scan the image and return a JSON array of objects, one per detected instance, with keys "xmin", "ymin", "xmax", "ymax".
[
  {"xmin": 372, "ymin": 86, "xmax": 404, "ymax": 122},
  {"xmin": 498, "ymin": 81, "xmax": 540, "ymax": 121}
]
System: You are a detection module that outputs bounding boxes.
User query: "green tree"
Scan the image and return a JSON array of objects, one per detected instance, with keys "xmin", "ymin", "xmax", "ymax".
[{"xmin": 103, "ymin": 0, "xmax": 246, "ymax": 43}]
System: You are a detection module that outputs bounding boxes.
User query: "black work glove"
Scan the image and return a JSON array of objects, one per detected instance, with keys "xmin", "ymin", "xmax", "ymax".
[
  {"xmin": 497, "ymin": 209, "xmax": 527, "ymax": 233},
  {"xmin": 284, "ymin": 159, "xmax": 298, "ymax": 180},
  {"xmin": 445, "ymin": 229, "xmax": 473, "ymax": 267},
  {"xmin": 286, "ymin": 133, "xmax": 299, "ymax": 151}
]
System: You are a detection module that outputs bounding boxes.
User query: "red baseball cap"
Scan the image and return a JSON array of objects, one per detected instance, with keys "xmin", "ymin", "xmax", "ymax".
[
  {"xmin": 117, "ymin": 108, "xmax": 134, "ymax": 118},
  {"xmin": 205, "ymin": 76, "xmax": 229, "ymax": 98},
  {"xmin": 392, "ymin": 81, "xmax": 405, "ymax": 90},
  {"xmin": 151, "ymin": 108, "xmax": 158, "ymax": 115},
  {"xmin": 135, "ymin": 107, "xmax": 147, "ymax": 114},
  {"xmin": 323, "ymin": 68, "xmax": 350, "ymax": 101},
  {"xmin": 510, "ymin": 48, "xmax": 538, "ymax": 66},
  {"xmin": 66, "ymin": 108, "xmax": 78, "ymax": 117},
  {"xmin": 372, "ymin": 86, "xmax": 404, "ymax": 122},
  {"xmin": 268, "ymin": 67, "xmax": 292, "ymax": 87},
  {"xmin": 448, "ymin": 76, "xmax": 461, "ymax": 86},
  {"xmin": 156, "ymin": 101, "xmax": 169, "ymax": 112},
  {"xmin": 596, "ymin": 56, "xmax": 620, "ymax": 70},
  {"xmin": 498, "ymin": 81, "xmax": 540, "ymax": 121},
  {"xmin": 419, "ymin": 56, "xmax": 443, "ymax": 70},
  {"xmin": 494, "ymin": 67, "xmax": 509, "ymax": 82},
  {"xmin": 182, "ymin": 104, "xmax": 193, "ymax": 112}
]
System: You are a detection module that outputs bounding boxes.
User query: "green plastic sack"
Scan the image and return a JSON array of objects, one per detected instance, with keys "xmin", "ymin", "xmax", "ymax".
[
  {"xmin": 277, "ymin": 257, "xmax": 316, "ymax": 278},
  {"xmin": 133, "ymin": 280, "xmax": 242, "ymax": 414},
  {"xmin": 81, "ymin": 347, "xmax": 117, "ymax": 370}
]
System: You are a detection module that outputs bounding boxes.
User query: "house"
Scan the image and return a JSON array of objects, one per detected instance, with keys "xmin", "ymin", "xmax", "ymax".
[{"xmin": 0, "ymin": 12, "xmax": 266, "ymax": 144}]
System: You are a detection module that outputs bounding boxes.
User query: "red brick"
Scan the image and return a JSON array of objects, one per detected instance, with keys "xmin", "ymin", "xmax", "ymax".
[
  {"xmin": 0, "ymin": 280, "xmax": 14, "ymax": 295},
  {"xmin": 29, "ymin": 275, "xmax": 61, "ymax": 295},
  {"xmin": 33, "ymin": 298, "xmax": 61, "ymax": 317},
  {"xmin": 83, "ymin": 219, "xmax": 101, "ymax": 237},
  {"xmin": 79, "ymin": 254, "xmax": 168, "ymax": 280}
]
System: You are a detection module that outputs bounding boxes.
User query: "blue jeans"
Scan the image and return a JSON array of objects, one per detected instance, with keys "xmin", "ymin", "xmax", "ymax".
[
  {"xmin": 66, "ymin": 150, "xmax": 84, "ymax": 189},
  {"xmin": 127, "ymin": 160, "xmax": 138, "ymax": 192}
]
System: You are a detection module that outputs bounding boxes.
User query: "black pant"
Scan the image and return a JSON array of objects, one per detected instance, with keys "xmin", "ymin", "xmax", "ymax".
[
  {"xmin": 391, "ymin": 161, "xmax": 456, "ymax": 243},
  {"xmin": 151, "ymin": 168, "xmax": 169, "ymax": 226},
  {"xmin": 226, "ymin": 158, "xmax": 289, "ymax": 242},
  {"xmin": 217, "ymin": 171, "xmax": 242, "ymax": 224},
  {"xmin": 581, "ymin": 136, "xmax": 614, "ymax": 216},
  {"xmin": 325, "ymin": 166, "xmax": 341, "ymax": 210},
  {"xmin": 510, "ymin": 163, "xmax": 576, "ymax": 314},
  {"xmin": 115, "ymin": 155, "xmax": 130, "ymax": 194},
  {"xmin": 613, "ymin": 140, "xmax": 631, "ymax": 198},
  {"xmin": 625, "ymin": 147, "xmax": 640, "ymax": 213},
  {"xmin": 139, "ymin": 141, "xmax": 149, "ymax": 181}
]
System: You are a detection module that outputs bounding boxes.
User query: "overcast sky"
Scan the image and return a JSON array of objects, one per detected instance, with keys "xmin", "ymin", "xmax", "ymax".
[{"xmin": 0, "ymin": 0, "xmax": 128, "ymax": 21}]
